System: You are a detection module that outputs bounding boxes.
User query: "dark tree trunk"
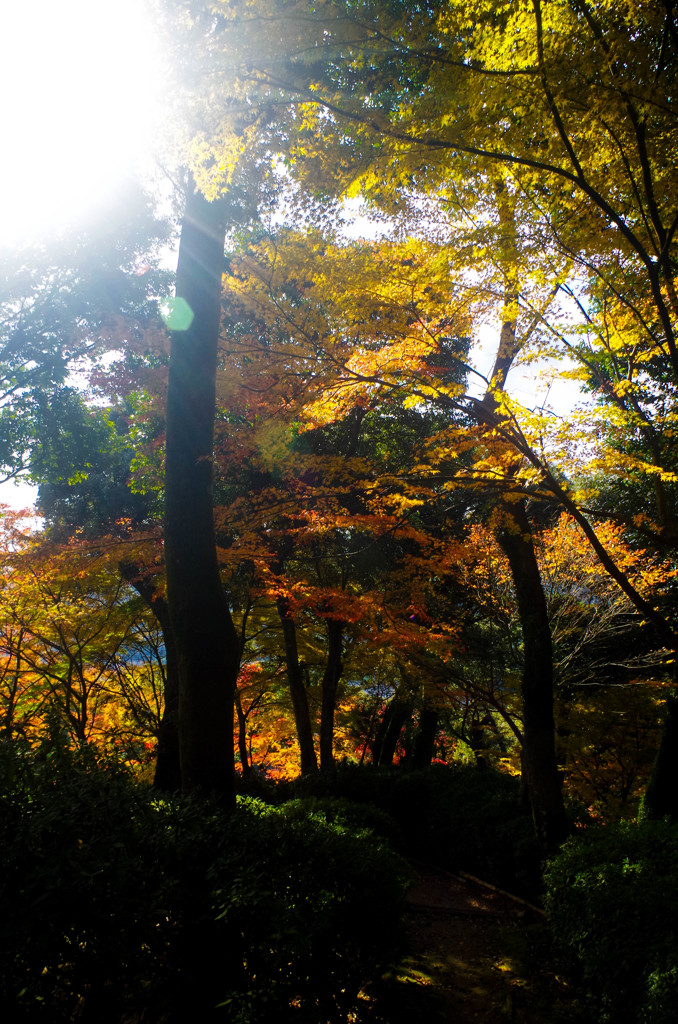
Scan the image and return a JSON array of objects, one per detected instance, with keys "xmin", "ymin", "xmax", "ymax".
[
  {"xmin": 643, "ymin": 691, "xmax": 678, "ymax": 819},
  {"xmin": 497, "ymin": 499, "xmax": 569, "ymax": 852},
  {"xmin": 234, "ymin": 690, "xmax": 251, "ymax": 778},
  {"xmin": 1, "ymin": 632, "xmax": 24, "ymax": 739},
  {"xmin": 277, "ymin": 596, "xmax": 318, "ymax": 774},
  {"xmin": 320, "ymin": 618, "xmax": 344, "ymax": 770},
  {"xmin": 373, "ymin": 693, "xmax": 412, "ymax": 767},
  {"xmin": 164, "ymin": 181, "xmax": 241, "ymax": 801},
  {"xmin": 150, "ymin": 595, "xmax": 181, "ymax": 792},
  {"xmin": 474, "ymin": 258, "xmax": 566, "ymax": 850},
  {"xmin": 411, "ymin": 705, "xmax": 438, "ymax": 769}
]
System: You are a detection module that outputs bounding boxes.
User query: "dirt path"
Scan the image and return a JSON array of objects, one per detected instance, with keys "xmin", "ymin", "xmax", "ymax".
[{"xmin": 361, "ymin": 865, "xmax": 579, "ymax": 1023}]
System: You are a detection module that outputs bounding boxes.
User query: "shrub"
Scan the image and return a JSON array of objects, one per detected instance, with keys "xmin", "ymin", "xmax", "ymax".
[
  {"xmin": 277, "ymin": 795, "xmax": 404, "ymax": 849},
  {"xmin": 212, "ymin": 798, "xmax": 411, "ymax": 1022},
  {"xmin": 284, "ymin": 763, "xmax": 540, "ymax": 897},
  {"xmin": 0, "ymin": 736, "xmax": 167, "ymax": 1022},
  {"xmin": 544, "ymin": 820, "xmax": 678, "ymax": 1023},
  {"xmin": 0, "ymin": 738, "xmax": 409, "ymax": 1023}
]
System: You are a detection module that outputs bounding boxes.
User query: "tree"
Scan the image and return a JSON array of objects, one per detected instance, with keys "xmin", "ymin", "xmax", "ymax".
[
  {"xmin": 163, "ymin": 181, "xmax": 242, "ymax": 799},
  {"xmin": 0, "ymin": 181, "xmax": 170, "ymax": 483},
  {"xmin": 0, "ymin": 523, "xmax": 138, "ymax": 747},
  {"xmin": 217, "ymin": 220, "xmax": 569, "ymax": 844},
  {"xmin": 205, "ymin": 0, "xmax": 678, "ymax": 822}
]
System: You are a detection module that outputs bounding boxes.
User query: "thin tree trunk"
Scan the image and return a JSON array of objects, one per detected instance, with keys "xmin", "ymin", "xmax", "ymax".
[
  {"xmin": 320, "ymin": 618, "xmax": 344, "ymax": 770},
  {"xmin": 1, "ymin": 633, "xmax": 24, "ymax": 739},
  {"xmin": 468, "ymin": 712, "xmax": 490, "ymax": 771},
  {"xmin": 276, "ymin": 596, "xmax": 318, "ymax": 774},
  {"xmin": 150, "ymin": 595, "xmax": 181, "ymax": 792},
  {"xmin": 476, "ymin": 182, "xmax": 568, "ymax": 850},
  {"xmin": 497, "ymin": 499, "xmax": 569, "ymax": 851},
  {"xmin": 234, "ymin": 690, "xmax": 251, "ymax": 778},
  {"xmin": 164, "ymin": 180, "xmax": 241, "ymax": 801}
]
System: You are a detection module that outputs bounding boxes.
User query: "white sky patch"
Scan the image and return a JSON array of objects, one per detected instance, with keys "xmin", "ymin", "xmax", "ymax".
[
  {"xmin": 0, "ymin": 478, "xmax": 39, "ymax": 512},
  {"xmin": 0, "ymin": 0, "xmax": 165, "ymax": 245},
  {"xmin": 338, "ymin": 197, "xmax": 397, "ymax": 241},
  {"xmin": 507, "ymin": 357, "xmax": 584, "ymax": 416}
]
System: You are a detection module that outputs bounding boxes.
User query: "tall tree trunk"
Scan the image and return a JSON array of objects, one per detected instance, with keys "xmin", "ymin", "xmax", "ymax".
[
  {"xmin": 475, "ymin": 182, "xmax": 567, "ymax": 850},
  {"xmin": 277, "ymin": 596, "xmax": 318, "ymax": 774},
  {"xmin": 372, "ymin": 691, "xmax": 412, "ymax": 767},
  {"xmin": 164, "ymin": 181, "xmax": 241, "ymax": 801},
  {"xmin": 411, "ymin": 704, "xmax": 438, "ymax": 769},
  {"xmin": 497, "ymin": 499, "xmax": 569, "ymax": 852},
  {"xmin": 320, "ymin": 618, "xmax": 344, "ymax": 770}
]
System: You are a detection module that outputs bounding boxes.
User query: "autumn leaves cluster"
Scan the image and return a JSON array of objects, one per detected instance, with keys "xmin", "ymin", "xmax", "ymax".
[{"xmin": 1, "ymin": 0, "xmax": 678, "ymax": 834}]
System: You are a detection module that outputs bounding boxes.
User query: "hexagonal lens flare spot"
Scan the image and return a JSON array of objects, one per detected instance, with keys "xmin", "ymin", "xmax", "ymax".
[{"xmin": 161, "ymin": 297, "xmax": 194, "ymax": 331}]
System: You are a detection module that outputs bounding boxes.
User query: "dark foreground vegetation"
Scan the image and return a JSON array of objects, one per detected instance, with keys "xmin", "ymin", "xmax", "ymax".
[
  {"xmin": 0, "ymin": 736, "xmax": 408, "ymax": 1024},
  {"xmin": 2, "ymin": 737, "xmax": 677, "ymax": 1024}
]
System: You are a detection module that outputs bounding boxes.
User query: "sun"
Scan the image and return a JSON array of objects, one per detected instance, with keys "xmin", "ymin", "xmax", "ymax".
[{"xmin": 0, "ymin": 0, "xmax": 165, "ymax": 245}]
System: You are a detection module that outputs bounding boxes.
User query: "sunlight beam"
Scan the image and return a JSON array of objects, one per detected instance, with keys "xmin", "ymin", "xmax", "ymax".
[{"xmin": 0, "ymin": 0, "xmax": 164, "ymax": 244}]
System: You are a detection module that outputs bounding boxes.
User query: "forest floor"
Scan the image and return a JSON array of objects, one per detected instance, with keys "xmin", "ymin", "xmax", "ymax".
[{"xmin": 359, "ymin": 864, "xmax": 583, "ymax": 1023}]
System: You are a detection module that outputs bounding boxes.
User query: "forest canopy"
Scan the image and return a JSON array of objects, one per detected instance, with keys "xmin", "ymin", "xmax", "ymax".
[{"xmin": 1, "ymin": 0, "xmax": 677, "ymax": 834}]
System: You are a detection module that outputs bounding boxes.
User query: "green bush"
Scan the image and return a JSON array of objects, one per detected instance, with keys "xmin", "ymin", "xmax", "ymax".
[
  {"xmin": 0, "ymin": 736, "xmax": 168, "ymax": 1022},
  {"xmin": 0, "ymin": 739, "xmax": 410, "ymax": 1023},
  {"xmin": 544, "ymin": 820, "xmax": 678, "ymax": 1023},
  {"xmin": 277, "ymin": 795, "xmax": 405, "ymax": 849},
  {"xmin": 214, "ymin": 798, "xmax": 411, "ymax": 1022},
  {"xmin": 284, "ymin": 763, "xmax": 540, "ymax": 897}
]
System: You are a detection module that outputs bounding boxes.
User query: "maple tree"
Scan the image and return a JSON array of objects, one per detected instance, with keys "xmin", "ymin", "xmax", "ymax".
[
  {"xmin": 209, "ymin": 220, "xmax": 568, "ymax": 845},
  {"xmin": 208, "ymin": 235, "xmax": 485, "ymax": 780},
  {"xmin": 191, "ymin": 0, "xmax": 678, "ymax": 830},
  {"xmin": 2, "ymin": 6, "xmax": 678, "ymax": 1014},
  {"xmin": 1, "ymin": 1, "xmax": 676, "ymax": 855},
  {"xmin": 0, "ymin": 513, "xmax": 156, "ymax": 758},
  {"xmin": 214, "ymin": 205, "xmax": 678, "ymax": 837},
  {"xmin": 20, "ymin": 359, "xmax": 181, "ymax": 787}
]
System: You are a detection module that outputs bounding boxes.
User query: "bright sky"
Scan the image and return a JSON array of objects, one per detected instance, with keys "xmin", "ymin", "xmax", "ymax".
[
  {"xmin": 0, "ymin": 0, "xmax": 166, "ymax": 510},
  {"xmin": 0, "ymin": 0, "xmax": 164, "ymax": 245}
]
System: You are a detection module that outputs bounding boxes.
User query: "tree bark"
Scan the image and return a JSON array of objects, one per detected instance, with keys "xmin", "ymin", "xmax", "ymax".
[
  {"xmin": 319, "ymin": 618, "xmax": 344, "ymax": 770},
  {"xmin": 234, "ymin": 689, "xmax": 251, "ymax": 778},
  {"xmin": 164, "ymin": 181, "xmax": 241, "ymax": 801},
  {"xmin": 276, "ymin": 596, "xmax": 318, "ymax": 774},
  {"xmin": 642, "ymin": 691, "xmax": 678, "ymax": 820},
  {"xmin": 372, "ymin": 691, "xmax": 412, "ymax": 767},
  {"xmin": 411, "ymin": 705, "xmax": 438, "ymax": 769},
  {"xmin": 476, "ymin": 190, "xmax": 568, "ymax": 850},
  {"xmin": 497, "ymin": 499, "xmax": 569, "ymax": 852}
]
